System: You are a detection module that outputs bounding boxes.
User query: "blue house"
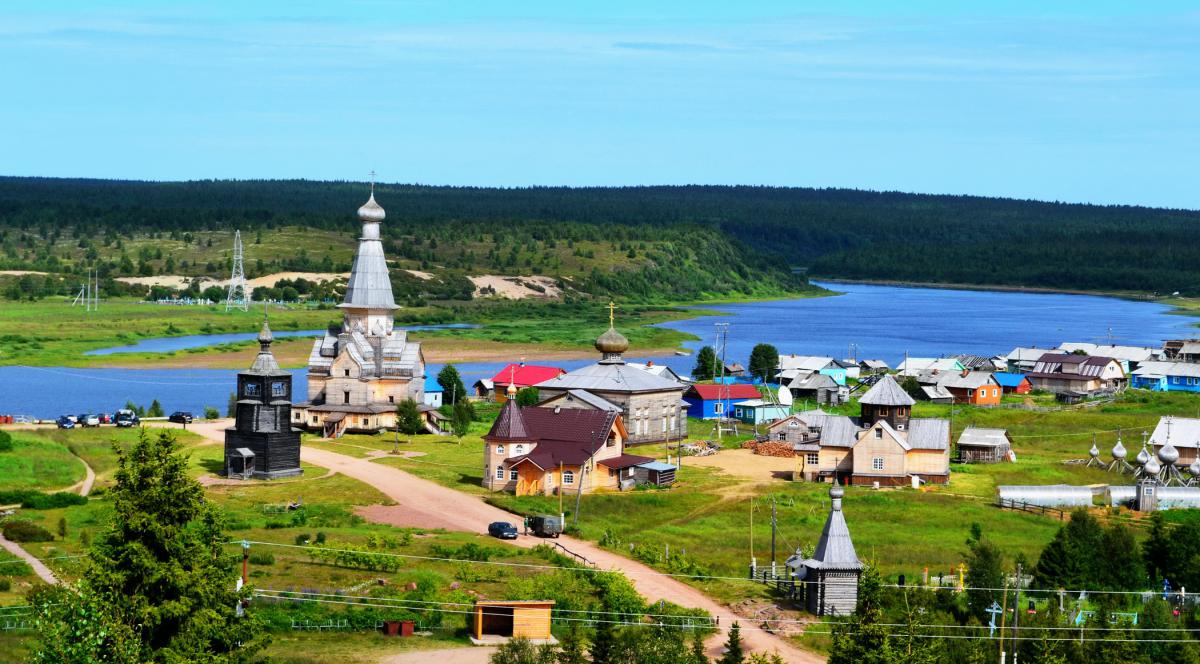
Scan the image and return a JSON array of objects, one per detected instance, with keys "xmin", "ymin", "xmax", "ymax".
[
  {"xmin": 423, "ymin": 376, "xmax": 444, "ymax": 408},
  {"xmin": 1132, "ymin": 362, "xmax": 1200, "ymax": 392},
  {"xmin": 777, "ymin": 356, "xmax": 848, "ymax": 386},
  {"xmin": 683, "ymin": 384, "xmax": 763, "ymax": 419},
  {"xmin": 732, "ymin": 399, "xmax": 792, "ymax": 425}
]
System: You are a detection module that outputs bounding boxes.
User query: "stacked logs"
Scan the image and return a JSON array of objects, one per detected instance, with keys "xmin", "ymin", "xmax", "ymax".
[{"xmin": 747, "ymin": 440, "xmax": 795, "ymax": 458}]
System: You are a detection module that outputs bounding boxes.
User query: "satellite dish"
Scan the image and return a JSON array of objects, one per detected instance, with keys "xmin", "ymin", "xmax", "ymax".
[{"xmin": 777, "ymin": 384, "xmax": 793, "ymax": 406}]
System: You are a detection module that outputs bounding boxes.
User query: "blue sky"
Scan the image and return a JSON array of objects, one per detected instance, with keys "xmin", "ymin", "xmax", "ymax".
[{"xmin": 1, "ymin": 1, "xmax": 1197, "ymax": 208}]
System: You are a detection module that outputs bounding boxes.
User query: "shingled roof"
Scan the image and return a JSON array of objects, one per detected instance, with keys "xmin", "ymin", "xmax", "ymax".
[
  {"xmin": 788, "ymin": 486, "xmax": 863, "ymax": 572},
  {"xmin": 859, "ymin": 375, "xmax": 915, "ymax": 406},
  {"xmin": 484, "ymin": 399, "xmax": 531, "ymax": 441}
]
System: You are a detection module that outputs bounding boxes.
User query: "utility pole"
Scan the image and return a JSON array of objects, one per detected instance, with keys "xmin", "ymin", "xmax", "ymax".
[
  {"xmin": 1012, "ymin": 563, "xmax": 1022, "ymax": 664},
  {"xmin": 715, "ymin": 323, "xmax": 731, "ymax": 440},
  {"xmin": 770, "ymin": 497, "xmax": 778, "ymax": 577},
  {"xmin": 998, "ymin": 576, "xmax": 1009, "ymax": 664},
  {"xmin": 558, "ymin": 461, "xmax": 565, "ymax": 522},
  {"xmin": 226, "ymin": 230, "xmax": 249, "ymax": 312}
]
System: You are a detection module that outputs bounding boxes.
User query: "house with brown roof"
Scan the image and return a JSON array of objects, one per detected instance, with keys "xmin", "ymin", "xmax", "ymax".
[
  {"xmin": 482, "ymin": 391, "xmax": 657, "ymax": 496},
  {"xmin": 1026, "ymin": 353, "xmax": 1125, "ymax": 395}
]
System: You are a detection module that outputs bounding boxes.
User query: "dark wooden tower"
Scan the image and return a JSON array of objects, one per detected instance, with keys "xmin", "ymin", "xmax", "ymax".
[{"xmin": 223, "ymin": 317, "xmax": 302, "ymax": 479}]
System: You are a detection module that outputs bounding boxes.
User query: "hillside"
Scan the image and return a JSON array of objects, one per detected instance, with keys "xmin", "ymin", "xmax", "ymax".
[{"xmin": 2, "ymin": 177, "xmax": 1199, "ymax": 299}]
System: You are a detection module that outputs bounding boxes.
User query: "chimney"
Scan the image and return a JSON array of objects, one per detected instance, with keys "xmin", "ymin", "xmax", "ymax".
[{"xmin": 961, "ymin": 369, "xmax": 970, "ymax": 378}]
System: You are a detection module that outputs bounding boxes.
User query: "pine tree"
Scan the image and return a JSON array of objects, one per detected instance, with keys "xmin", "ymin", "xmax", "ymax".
[
  {"xmin": 1101, "ymin": 523, "xmax": 1145, "ymax": 591},
  {"xmin": 147, "ymin": 399, "xmax": 164, "ymax": 418},
  {"xmin": 693, "ymin": 346, "xmax": 719, "ymax": 381},
  {"xmin": 557, "ymin": 623, "xmax": 588, "ymax": 664},
  {"xmin": 590, "ymin": 619, "xmax": 617, "ymax": 664},
  {"xmin": 828, "ymin": 563, "xmax": 894, "ymax": 664},
  {"xmin": 747, "ymin": 343, "xmax": 779, "ymax": 382},
  {"xmin": 226, "ymin": 392, "xmax": 237, "ymax": 418},
  {"xmin": 30, "ymin": 431, "xmax": 264, "ymax": 663},
  {"xmin": 689, "ymin": 630, "xmax": 710, "ymax": 664},
  {"xmin": 964, "ymin": 534, "xmax": 1005, "ymax": 623},
  {"xmin": 437, "ymin": 364, "xmax": 467, "ymax": 405},
  {"xmin": 718, "ymin": 622, "xmax": 744, "ymax": 664},
  {"xmin": 396, "ymin": 398, "xmax": 425, "ymax": 434}
]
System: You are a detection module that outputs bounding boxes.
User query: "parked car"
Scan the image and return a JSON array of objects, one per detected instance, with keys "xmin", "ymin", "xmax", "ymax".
[
  {"xmin": 168, "ymin": 411, "xmax": 194, "ymax": 424},
  {"xmin": 114, "ymin": 409, "xmax": 140, "ymax": 427},
  {"xmin": 98, "ymin": 413, "xmax": 112, "ymax": 424},
  {"xmin": 487, "ymin": 522, "xmax": 519, "ymax": 540},
  {"xmin": 56, "ymin": 416, "xmax": 76, "ymax": 429},
  {"xmin": 78, "ymin": 414, "xmax": 100, "ymax": 427},
  {"xmin": 529, "ymin": 515, "xmax": 562, "ymax": 538},
  {"xmin": 64, "ymin": 414, "xmax": 79, "ymax": 424}
]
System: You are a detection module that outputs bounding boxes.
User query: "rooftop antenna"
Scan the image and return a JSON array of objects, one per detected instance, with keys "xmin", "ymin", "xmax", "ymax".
[{"xmin": 226, "ymin": 230, "xmax": 249, "ymax": 312}]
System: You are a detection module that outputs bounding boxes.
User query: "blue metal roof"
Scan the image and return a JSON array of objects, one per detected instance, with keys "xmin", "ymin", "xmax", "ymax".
[
  {"xmin": 638, "ymin": 461, "xmax": 677, "ymax": 472},
  {"xmin": 994, "ymin": 372, "xmax": 1028, "ymax": 387},
  {"xmin": 424, "ymin": 376, "xmax": 444, "ymax": 392}
]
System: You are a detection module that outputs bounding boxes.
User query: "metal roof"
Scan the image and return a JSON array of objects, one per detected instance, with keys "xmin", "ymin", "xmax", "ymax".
[
  {"xmin": 1058, "ymin": 343, "xmax": 1157, "ymax": 363},
  {"xmin": 998, "ymin": 485, "xmax": 1094, "ymax": 508},
  {"xmin": 777, "ymin": 355, "xmax": 839, "ymax": 372},
  {"xmin": 859, "ymin": 359, "xmax": 890, "ymax": 370},
  {"xmin": 1133, "ymin": 362, "xmax": 1200, "ymax": 378},
  {"xmin": 993, "ymin": 372, "xmax": 1029, "ymax": 387},
  {"xmin": 492, "ymin": 364, "xmax": 566, "ymax": 387},
  {"xmin": 1005, "ymin": 347, "xmax": 1049, "ymax": 362},
  {"xmin": 788, "ymin": 373, "xmax": 839, "ymax": 391},
  {"xmin": 1028, "ymin": 354, "xmax": 1123, "ymax": 380},
  {"xmin": 906, "ymin": 418, "xmax": 950, "ymax": 451},
  {"xmin": 537, "ymin": 361, "xmax": 684, "ymax": 394},
  {"xmin": 820, "ymin": 416, "xmax": 862, "ymax": 448},
  {"xmin": 638, "ymin": 461, "xmax": 677, "ymax": 472},
  {"xmin": 685, "ymin": 384, "xmax": 762, "ymax": 400},
  {"xmin": 897, "ymin": 358, "xmax": 963, "ymax": 375},
  {"xmin": 957, "ymin": 427, "xmax": 1012, "ymax": 448},
  {"xmin": 937, "ymin": 371, "xmax": 997, "ymax": 390},
  {"xmin": 1149, "ymin": 416, "xmax": 1200, "ymax": 450},
  {"xmin": 859, "ymin": 375, "xmax": 915, "ymax": 406},
  {"xmin": 539, "ymin": 389, "xmax": 622, "ymax": 413}
]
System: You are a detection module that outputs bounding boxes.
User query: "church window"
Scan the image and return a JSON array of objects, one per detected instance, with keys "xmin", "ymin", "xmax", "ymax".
[
  {"xmin": 807, "ymin": 453, "xmax": 819, "ymax": 465},
  {"xmin": 495, "ymin": 466, "xmax": 504, "ymax": 480},
  {"xmin": 874, "ymin": 428, "xmax": 882, "ymax": 439},
  {"xmin": 344, "ymin": 369, "xmax": 351, "ymax": 377},
  {"xmin": 343, "ymin": 390, "xmax": 350, "ymax": 403},
  {"xmin": 389, "ymin": 395, "xmax": 394, "ymax": 403},
  {"xmin": 515, "ymin": 444, "xmax": 524, "ymax": 454},
  {"xmin": 496, "ymin": 445, "xmax": 505, "ymax": 454},
  {"xmin": 244, "ymin": 382, "xmax": 260, "ymax": 397},
  {"xmin": 562, "ymin": 470, "xmax": 575, "ymax": 484},
  {"xmin": 510, "ymin": 469, "xmax": 519, "ymax": 481},
  {"xmin": 661, "ymin": 418, "xmax": 667, "ymax": 432},
  {"xmin": 271, "ymin": 381, "xmax": 287, "ymax": 397},
  {"xmin": 872, "ymin": 457, "xmax": 885, "ymax": 470}
]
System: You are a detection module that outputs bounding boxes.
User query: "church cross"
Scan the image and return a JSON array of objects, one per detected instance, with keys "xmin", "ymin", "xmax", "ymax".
[
  {"xmin": 369, "ymin": 170, "xmax": 377, "ymax": 195},
  {"xmin": 985, "ymin": 601, "xmax": 1003, "ymax": 637},
  {"xmin": 607, "ymin": 301, "xmax": 616, "ymax": 328}
]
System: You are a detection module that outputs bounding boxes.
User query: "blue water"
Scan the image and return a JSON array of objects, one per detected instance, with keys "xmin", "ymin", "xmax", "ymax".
[
  {"xmin": 2, "ymin": 283, "xmax": 1196, "ymax": 419},
  {"xmin": 84, "ymin": 323, "xmax": 480, "ymax": 355}
]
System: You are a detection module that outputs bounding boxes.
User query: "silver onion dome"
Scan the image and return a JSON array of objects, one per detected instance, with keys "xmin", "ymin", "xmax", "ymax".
[
  {"xmin": 1190, "ymin": 460, "xmax": 1200, "ymax": 477},
  {"xmin": 1144, "ymin": 457, "xmax": 1162, "ymax": 476},
  {"xmin": 830, "ymin": 484, "xmax": 845, "ymax": 500},
  {"xmin": 1159, "ymin": 442, "xmax": 1180, "ymax": 466},
  {"xmin": 357, "ymin": 192, "xmax": 386, "ymax": 223},
  {"xmin": 1136, "ymin": 448, "xmax": 1150, "ymax": 466},
  {"xmin": 1089, "ymin": 443, "xmax": 1100, "ymax": 459},
  {"xmin": 1111, "ymin": 439, "xmax": 1127, "ymax": 461}
]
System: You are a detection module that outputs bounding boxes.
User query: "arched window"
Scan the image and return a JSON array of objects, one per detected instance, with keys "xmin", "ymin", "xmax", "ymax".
[
  {"xmin": 562, "ymin": 470, "xmax": 575, "ymax": 485},
  {"xmin": 496, "ymin": 445, "xmax": 505, "ymax": 455},
  {"xmin": 515, "ymin": 444, "xmax": 525, "ymax": 454}
]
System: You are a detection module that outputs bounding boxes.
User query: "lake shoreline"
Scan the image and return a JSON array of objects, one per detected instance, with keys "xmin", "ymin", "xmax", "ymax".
[{"xmin": 812, "ymin": 276, "xmax": 1162, "ymax": 300}]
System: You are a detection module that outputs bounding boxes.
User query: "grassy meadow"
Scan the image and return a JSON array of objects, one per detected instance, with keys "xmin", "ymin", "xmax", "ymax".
[{"xmin": 0, "ymin": 425, "xmax": 627, "ymax": 662}]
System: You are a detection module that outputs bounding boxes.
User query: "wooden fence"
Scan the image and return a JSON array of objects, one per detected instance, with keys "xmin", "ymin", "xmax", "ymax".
[{"xmin": 996, "ymin": 497, "xmax": 1068, "ymax": 521}]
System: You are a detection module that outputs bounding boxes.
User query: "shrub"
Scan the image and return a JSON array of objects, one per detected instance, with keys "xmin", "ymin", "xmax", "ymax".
[
  {"xmin": 294, "ymin": 533, "xmax": 311, "ymax": 546},
  {"xmin": 0, "ymin": 430, "xmax": 12, "ymax": 452},
  {"xmin": 3, "ymin": 520, "xmax": 54, "ymax": 543},
  {"xmin": 315, "ymin": 532, "xmax": 326, "ymax": 545},
  {"xmin": 264, "ymin": 520, "xmax": 289, "ymax": 529},
  {"xmin": 248, "ymin": 552, "xmax": 275, "ymax": 566},
  {"xmin": 23, "ymin": 492, "xmax": 87, "ymax": 510},
  {"xmin": 203, "ymin": 406, "xmax": 220, "ymax": 420},
  {"xmin": 0, "ymin": 578, "xmax": 10, "ymax": 592}
]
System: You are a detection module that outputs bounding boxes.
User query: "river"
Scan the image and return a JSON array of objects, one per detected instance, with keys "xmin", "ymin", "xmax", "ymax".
[{"xmin": 2, "ymin": 282, "xmax": 1196, "ymax": 419}]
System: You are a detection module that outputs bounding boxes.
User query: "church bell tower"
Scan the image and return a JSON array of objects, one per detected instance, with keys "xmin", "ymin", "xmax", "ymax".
[{"xmin": 223, "ymin": 315, "xmax": 303, "ymax": 479}]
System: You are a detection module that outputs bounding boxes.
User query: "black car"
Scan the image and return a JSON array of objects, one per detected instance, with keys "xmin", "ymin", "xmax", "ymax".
[
  {"xmin": 56, "ymin": 415, "xmax": 76, "ymax": 430},
  {"xmin": 487, "ymin": 521, "xmax": 519, "ymax": 540},
  {"xmin": 168, "ymin": 411, "xmax": 194, "ymax": 424}
]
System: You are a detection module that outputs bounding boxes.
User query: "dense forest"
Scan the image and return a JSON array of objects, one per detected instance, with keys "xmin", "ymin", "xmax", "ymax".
[{"xmin": 1, "ymin": 177, "xmax": 1197, "ymax": 298}]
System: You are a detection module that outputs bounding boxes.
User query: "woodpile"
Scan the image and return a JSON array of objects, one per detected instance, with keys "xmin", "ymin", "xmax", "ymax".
[{"xmin": 747, "ymin": 440, "xmax": 795, "ymax": 458}]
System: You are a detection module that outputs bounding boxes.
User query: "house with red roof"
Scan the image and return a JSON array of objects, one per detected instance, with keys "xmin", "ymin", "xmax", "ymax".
[
  {"xmin": 491, "ymin": 363, "xmax": 566, "ymax": 403},
  {"xmin": 482, "ymin": 399, "xmax": 665, "ymax": 496},
  {"xmin": 682, "ymin": 383, "xmax": 763, "ymax": 419}
]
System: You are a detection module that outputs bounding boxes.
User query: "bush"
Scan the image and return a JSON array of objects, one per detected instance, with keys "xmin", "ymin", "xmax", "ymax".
[
  {"xmin": 0, "ymin": 430, "xmax": 12, "ymax": 452},
  {"xmin": 2, "ymin": 520, "xmax": 54, "ymax": 543},
  {"xmin": 204, "ymin": 406, "xmax": 220, "ymax": 420},
  {"xmin": 248, "ymin": 552, "xmax": 275, "ymax": 566},
  {"xmin": 294, "ymin": 533, "xmax": 311, "ymax": 546},
  {"xmin": 0, "ymin": 578, "xmax": 10, "ymax": 592},
  {"xmin": 315, "ymin": 532, "xmax": 326, "ymax": 545},
  {"xmin": 0, "ymin": 490, "xmax": 87, "ymax": 510}
]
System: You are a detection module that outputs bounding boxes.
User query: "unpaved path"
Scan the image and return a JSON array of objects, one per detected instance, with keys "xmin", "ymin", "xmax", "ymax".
[
  {"xmin": 176, "ymin": 421, "xmax": 822, "ymax": 663},
  {"xmin": 380, "ymin": 646, "xmax": 496, "ymax": 664},
  {"xmin": 0, "ymin": 533, "xmax": 58, "ymax": 585}
]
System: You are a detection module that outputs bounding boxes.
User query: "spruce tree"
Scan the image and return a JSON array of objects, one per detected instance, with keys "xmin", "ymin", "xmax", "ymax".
[
  {"xmin": 557, "ymin": 623, "xmax": 588, "ymax": 664},
  {"xmin": 964, "ymin": 535, "xmax": 1005, "ymax": 623},
  {"xmin": 718, "ymin": 622, "xmax": 744, "ymax": 664},
  {"xmin": 689, "ymin": 630, "xmax": 710, "ymax": 664},
  {"xmin": 828, "ymin": 563, "xmax": 894, "ymax": 664},
  {"xmin": 30, "ymin": 431, "xmax": 264, "ymax": 663},
  {"xmin": 590, "ymin": 619, "xmax": 617, "ymax": 664},
  {"xmin": 147, "ymin": 399, "xmax": 164, "ymax": 418}
]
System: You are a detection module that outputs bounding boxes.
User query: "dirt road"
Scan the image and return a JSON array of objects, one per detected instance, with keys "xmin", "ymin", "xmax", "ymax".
[
  {"xmin": 157, "ymin": 421, "xmax": 822, "ymax": 663},
  {"xmin": 0, "ymin": 533, "xmax": 58, "ymax": 585}
]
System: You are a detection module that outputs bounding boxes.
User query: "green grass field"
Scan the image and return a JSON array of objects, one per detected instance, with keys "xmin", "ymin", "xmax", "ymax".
[
  {"xmin": 0, "ymin": 426, "xmax": 627, "ymax": 662},
  {"xmin": 0, "ymin": 431, "xmax": 87, "ymax": 493}
]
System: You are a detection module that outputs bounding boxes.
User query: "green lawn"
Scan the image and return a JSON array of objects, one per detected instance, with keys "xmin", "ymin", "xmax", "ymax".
[{"xmin": 0, "ymin": 432, "xmax": 86, "ymax": 492}]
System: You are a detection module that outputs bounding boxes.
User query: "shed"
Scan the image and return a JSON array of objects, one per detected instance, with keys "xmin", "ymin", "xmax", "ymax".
[
  {"xmin": 227, "ymin": 447, "xmax": 255, "ymax": 480},
  {"xmin": 423, "ymin": 376, "xmax": 444, "ymax": 408},
  {"xmin": 994, "ymin": 372, "xmax": 1032, "ymax": 394},
  {"xmin": 731, "ymin": 399, "xmax": 791, "ymax": 425},
  {"xmin": 471, "ymin": 600, "xmax": 556, "ymax": 644},
  {"xmin": 956, "ymin": 427, "xmax": 1013, "ymax": 463},
  {"xmin": 634, "ymin": 461, "xmax": 677, "ymax": 487},
  {"xmin": 474, "ymin": 379, "xmax": 494, "ymax": 399}
]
